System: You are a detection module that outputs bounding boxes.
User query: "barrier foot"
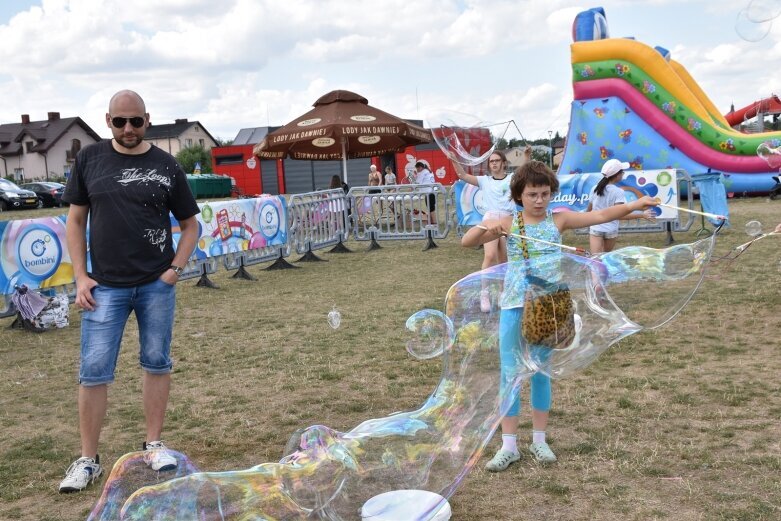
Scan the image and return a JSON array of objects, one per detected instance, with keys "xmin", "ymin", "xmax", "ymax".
[
  {"xmin": 231, "ymin": 265, "xmax": 256, "ymax": 280},
  {"xmin": 664, "ymin": 222, "xmax": 675, "ymax": 245},
  {"xmin": 196, "ymin": 273, "xmax": 219, "ymax": 289},
  {"xmin": 296, "ymin": 249, "xmax": 326, "ymax": 262},
  {"xmin": 366, "ymin": 231, "xmax": 382, "ymax": 251},
  {"xmin": 328, "ymin": 240, "xmax": 352, "ymax": 253},
  {"xmin": 422, "ymin": 229, "xmax": 438, "ymax": 251},
  {"xmin": 266, "ymin": 252, "xmax": 298, "ymax": 270}
]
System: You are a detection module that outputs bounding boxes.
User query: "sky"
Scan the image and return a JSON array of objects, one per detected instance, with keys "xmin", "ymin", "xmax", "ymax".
[{"xmin": 1, "ymin": 0, "xmax": 780, "ymax": 145}]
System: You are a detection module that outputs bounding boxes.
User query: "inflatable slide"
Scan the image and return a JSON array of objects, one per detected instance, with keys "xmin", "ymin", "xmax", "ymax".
[{"xmin": 558, "ymin": 7, "xmax": 781, "ymax": 194}]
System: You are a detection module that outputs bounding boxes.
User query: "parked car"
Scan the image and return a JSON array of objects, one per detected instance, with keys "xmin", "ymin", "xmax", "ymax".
[
  {"xmin": 19, "ymin": 181, "xmax": 66, "ymax": 208},
  {"xmin": 0, "ymin": 179, "xmax": 39, "ymax": 212}
]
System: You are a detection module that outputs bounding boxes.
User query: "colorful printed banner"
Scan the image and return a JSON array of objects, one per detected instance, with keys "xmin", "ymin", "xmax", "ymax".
[
  {"xmin": 177, "ymin": 196, "xmax": 288, "ymax": 260},
  {"xmin": 0, "ymin": 216, "xmax": 77, "ymax": 298},
  {"xmin": 454, "ymin": 169, "xmax": 678, "ymax": 225},
  {"xmin": 0, "ymin": 196, "xmax": 288, "ymax": 300}
]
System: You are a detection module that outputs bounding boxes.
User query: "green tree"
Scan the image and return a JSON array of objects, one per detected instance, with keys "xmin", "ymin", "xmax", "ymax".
[{"xmin": 175, "ymin": 145, "xmax": 213, "ymax": 174}]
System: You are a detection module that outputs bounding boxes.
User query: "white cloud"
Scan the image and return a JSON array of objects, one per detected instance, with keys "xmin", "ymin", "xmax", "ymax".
[{"xmin": 1, "ymin": 0, "xmax": 780, "ymax": 144}]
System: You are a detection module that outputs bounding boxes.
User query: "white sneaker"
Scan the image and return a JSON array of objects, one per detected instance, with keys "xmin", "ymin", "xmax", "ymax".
[
  {"xmin": 143, "ymin": 441, "xmax": 177, "ymax": 471},
  {"xmin": 59, "ymin": 456, "xmax": 102, "ymax": 493}
]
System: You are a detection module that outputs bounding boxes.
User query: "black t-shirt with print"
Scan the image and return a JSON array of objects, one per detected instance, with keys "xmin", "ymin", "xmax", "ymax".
[{"xmin": 63, "ymin": 140, "xmax": 200, "ymax": 287}]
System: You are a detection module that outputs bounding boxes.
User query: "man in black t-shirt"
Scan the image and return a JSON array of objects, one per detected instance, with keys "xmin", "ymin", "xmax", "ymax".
[{"xmin": 59, "ymin": 90, "xmax": 200, "ymax": 493}]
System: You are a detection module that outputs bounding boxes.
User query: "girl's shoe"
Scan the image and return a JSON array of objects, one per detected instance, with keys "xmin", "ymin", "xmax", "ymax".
[
  {"xmin": 484, "ymin": 449, "xmax": 520, "ymax": 472},
  {"xmin": 528, "ymin": 442, "xmax": 557, "ymax": 463}
]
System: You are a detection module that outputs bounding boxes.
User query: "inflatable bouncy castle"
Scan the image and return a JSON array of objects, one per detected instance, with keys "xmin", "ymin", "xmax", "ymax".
[{"xmin": 559, "ymin": 7, "xmax": 781, "ymax": 194}]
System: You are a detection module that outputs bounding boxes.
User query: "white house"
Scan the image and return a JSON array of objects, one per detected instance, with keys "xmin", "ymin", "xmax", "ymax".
[{"xmin": 0, "ymin": 113, "xmax": 101, "ymax": 181}]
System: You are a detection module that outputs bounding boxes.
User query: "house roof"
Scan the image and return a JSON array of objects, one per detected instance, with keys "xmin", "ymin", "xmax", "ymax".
[
  {"xmin": 144, "ymin": 118, "xmax": 219, "ymax": 146},
  {"xmin": 0, "ymin": 115, "xmax": 101, "ymax": 157}
]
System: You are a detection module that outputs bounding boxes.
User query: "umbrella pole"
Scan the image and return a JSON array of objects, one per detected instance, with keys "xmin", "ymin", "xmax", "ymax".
[{"xmin": 341, "ymin": 139, "xmax": 348, "ymax": 184}]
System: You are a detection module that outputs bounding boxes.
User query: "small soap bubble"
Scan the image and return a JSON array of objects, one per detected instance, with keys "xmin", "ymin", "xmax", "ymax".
[
  {"xmin": 745, "ymin": 220, "xmax": 762, "ymax": 237},
  {"xmin": 327, "ymin": 306, "xmax": 341, "ymax": 329}
]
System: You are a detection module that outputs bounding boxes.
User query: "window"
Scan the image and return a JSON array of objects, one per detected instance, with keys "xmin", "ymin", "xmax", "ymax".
[
  {"xmin": 215, "ymin": 154, "xmax": 243, "ymax": 165},
  {"xmin": 185, "ymin": 138, "xmax": 193, "ymax": 147},
  {"xmin": 25, "ymin": 141, "xmax": 34, "ymax": 153},
  {"xmin": 13, "ymin": 168, "xmax": 24, "ymax": 181},
  {"xmin": 199, "ymin": 139, "xmax": 204, "ymax": 147}
]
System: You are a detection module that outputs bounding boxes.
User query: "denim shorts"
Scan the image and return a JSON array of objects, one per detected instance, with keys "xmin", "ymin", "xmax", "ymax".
[
  {"xmin": 79, "ymin": 278, "xmax": 176, "ymax": 386},
  {"xmin": 590, "ymin": 230, "xmax": 619, "ymax": 239}
]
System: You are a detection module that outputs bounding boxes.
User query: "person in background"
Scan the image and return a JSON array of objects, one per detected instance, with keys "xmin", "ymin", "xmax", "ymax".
[
  {"xmin": 586, "ymin": 158, "xmax": 655, "ymax": 253},
  {"xmin": 384, "ymin": 165, "xmax": 397, "ymax": 186},
  {"xmin": 415, "ymin": 161, "xmax": 437, "ymax": 225},
  {"xmin": 368, "ymin": 165, "xmax": 382, "ymax": 190},
  {"xmin": 453, "ymin": 147, "xmax": 531, "ymax": 311},
  {"xmin": 461, "ymin": 160, "xmax": 658, "ymax": 472},
  {"xmin": 59, "ymin": 89, "xmax": 200, "ymax": 493}
]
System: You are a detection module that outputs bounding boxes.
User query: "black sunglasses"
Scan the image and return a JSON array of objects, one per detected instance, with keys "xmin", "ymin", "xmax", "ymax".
[{"xmin": 110, "ymin": 116, "xmax": 145, "ymax": 129}]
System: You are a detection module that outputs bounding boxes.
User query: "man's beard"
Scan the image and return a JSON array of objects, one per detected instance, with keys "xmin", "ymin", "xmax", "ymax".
[{"xmin": 116, "ymin": 134, "xmax": 141, "ymax": 149}]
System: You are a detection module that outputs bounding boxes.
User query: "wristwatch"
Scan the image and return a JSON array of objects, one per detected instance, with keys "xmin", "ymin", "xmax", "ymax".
[{"xmin": 170, "ymin": 264, "xmax": 184, "ymax": 276}]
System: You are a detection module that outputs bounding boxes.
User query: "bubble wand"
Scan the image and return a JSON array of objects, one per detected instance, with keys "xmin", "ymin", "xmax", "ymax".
[
  {"xmin": 732, "ymin": 231, "xmax": 779, "ymax": 254},
  {"xmin": 475, "ymin": 225, "xmax": 590, "ymax": 255},
  {"xmin": 653, "ymin": 201, "xmax": 727, "ymax": 221}
]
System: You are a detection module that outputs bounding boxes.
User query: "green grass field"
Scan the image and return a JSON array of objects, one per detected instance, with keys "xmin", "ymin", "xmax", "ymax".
[{"xmin": 0, "ymin": 198, "xmax": 779, "ymax": 520}]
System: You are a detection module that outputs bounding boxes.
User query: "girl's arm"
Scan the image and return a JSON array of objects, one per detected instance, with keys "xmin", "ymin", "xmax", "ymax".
[
  {"xmin": 452, "ymin": 161, "xmax": 479, "ymax": 186},
  {"xmin": 554, "ymin": 196, "xmax": 658, "ymax": 232},
  {"xmin": 617, "ymin": 206, "xmax": 656, "ymax": 221},
  {"xmin": 461, "ymin": 216, "xmax": 512, "ymax": 247}
]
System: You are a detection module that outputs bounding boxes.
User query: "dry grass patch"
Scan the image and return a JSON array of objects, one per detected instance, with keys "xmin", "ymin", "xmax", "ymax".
[{"xmin": 1, "ymin": 198, "xmax": 780, "ymax": 520}]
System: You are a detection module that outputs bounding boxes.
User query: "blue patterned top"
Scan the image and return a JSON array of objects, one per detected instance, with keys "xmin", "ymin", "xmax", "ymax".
[{"xmin": 500, "ymin": 211, "xmax": 562, "ymax": 309}]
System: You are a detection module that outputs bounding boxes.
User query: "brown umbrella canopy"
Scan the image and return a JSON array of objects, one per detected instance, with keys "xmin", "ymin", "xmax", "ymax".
[{"xmin": 254, "ymin": 90, "xmax": 431, "ymax": 164}]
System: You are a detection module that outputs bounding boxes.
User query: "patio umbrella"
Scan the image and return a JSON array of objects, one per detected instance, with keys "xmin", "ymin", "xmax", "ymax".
[{"xmin": 253, "ymin": 90, "xmax": 431, "ymax": 183}]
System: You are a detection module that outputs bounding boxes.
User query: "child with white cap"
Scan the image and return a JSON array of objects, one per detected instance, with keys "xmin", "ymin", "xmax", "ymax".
[{"xmin": 586, "ymin": 159, "xmax": 654, "ymax": 253}]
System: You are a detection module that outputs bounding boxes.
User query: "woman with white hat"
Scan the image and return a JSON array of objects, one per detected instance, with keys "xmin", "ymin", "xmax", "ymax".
[{"xmin": 586, "ymin": 158, "xmax": 654, "ymax": 253}]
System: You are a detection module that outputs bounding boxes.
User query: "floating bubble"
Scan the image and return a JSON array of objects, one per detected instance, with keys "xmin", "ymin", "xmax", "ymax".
[
  {"xmin": 756, "ymin": 141, "xmax": 781, "ymax": 169},
  {"xmin": 735, "ymin": 8, "xmax": 773, "ymax": 42},
  {"xmin": 745, "ymin": 220, "xmax": 763, "ymax": 236},
  {"xmin": 405, "ymin": 309, "xmax": 454, "ymax": 359},
  {"xmin": 426, "ymin": 110, "xmax": 512, "ymax": 167},
  {"xmin": 327, "ymin": 306, "xmax": 341, "ymax": 329},
  {"xmin": 745, "ymin": 0, "xmax": 781, "ymax": 23}
]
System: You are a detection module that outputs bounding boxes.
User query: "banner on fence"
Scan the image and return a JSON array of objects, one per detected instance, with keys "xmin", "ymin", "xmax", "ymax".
[
  {"xmin": 179, "ymin": 196, "xmax": 288, "ymax": 260},
  {"xmin": 0, "ymin": 196, "xmax": 288, "ymax": 300},
  {"xmin": 454, "ymin": 169, "xmax": 678, "ymax": 225},
  {"xmin": 0, "ymin": 216, "xmax": 80, "ymax": 297}
]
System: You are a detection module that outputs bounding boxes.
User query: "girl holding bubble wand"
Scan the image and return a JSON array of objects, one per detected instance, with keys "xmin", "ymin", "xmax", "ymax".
[
  {"xmin": 454, "ymin": 146, "xmax": 532, "ymax": 312},
  {"xmin": 586, "ymin": 159, "xmax": 656, "ymax": 254},
  {"xmin": 462, "ymin": 160, "xmax": 659, "ymax": 470}
]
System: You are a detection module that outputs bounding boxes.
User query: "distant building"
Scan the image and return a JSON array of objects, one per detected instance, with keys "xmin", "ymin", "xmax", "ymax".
[
  {"xmin": 144, "ymin": 118, "xmax": 219, "ymax": 156},
  {"xmin": 0, "ymin": 113, "xmax": 101, "ymax": 181}
]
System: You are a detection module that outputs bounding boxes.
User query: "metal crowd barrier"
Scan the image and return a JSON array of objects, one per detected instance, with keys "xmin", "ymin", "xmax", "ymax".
[
  {"xmin": 348, "ymin": 184, "xmax": 451, "ymax": 244},
  {"xmin": 287, "ymin": 189, "xmax": 350, "ymax": 259}
]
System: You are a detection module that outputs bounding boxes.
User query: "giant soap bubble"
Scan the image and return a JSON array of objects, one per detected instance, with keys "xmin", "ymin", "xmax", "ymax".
[
  {"xmin": 88, "ymin": 233, "xmax": 718, "ymax": 520},
  {"xmin": 426, "ymin": 110, "xmax": 517, "ymax": 168}
]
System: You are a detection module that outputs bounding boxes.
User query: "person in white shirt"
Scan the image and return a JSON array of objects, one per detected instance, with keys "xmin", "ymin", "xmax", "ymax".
[
  {"xmin": 383, "ymin": 166, "xmax": 396, "ymax": 185},
  {"xmin": 453, "ymin": 147, "xmax": 531, "ymax": 311},
  {"xmin": 414, "ymin": 161, "xmax": 437, "ymax": 225},
  {"xmin": 586, "ymin": 158, "xmax": 655, "ymax": 253}
]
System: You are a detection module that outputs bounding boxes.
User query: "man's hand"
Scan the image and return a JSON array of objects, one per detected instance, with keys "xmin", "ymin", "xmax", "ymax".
[
  {"xmin": 159, "ymin": 268, "xmax": 179, "ymax": 286},
  {"xmin": 74, "ymin": 276, "xmax": 98, "ymax": 311}
]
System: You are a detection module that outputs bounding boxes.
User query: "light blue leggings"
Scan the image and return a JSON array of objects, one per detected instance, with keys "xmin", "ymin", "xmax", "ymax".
[{"xmin": 499, "ymin": 307, "xmax": 551, "ymax": 417}]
